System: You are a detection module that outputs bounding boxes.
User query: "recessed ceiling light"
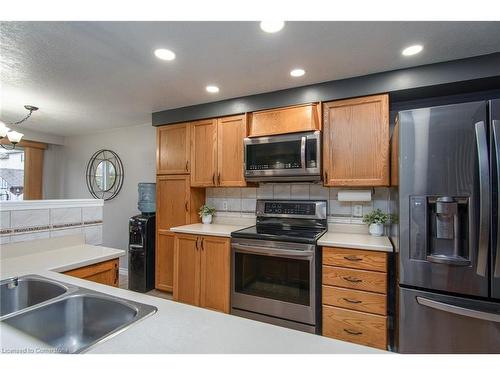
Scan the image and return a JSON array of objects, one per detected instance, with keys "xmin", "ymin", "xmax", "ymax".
[
  {"xmin": 290, "ymin": 68, "xmax": 305, "ymax": 77},
  {"xmin": 206, "ymin": 85, "xmax": 220, "ymax": 93},
  {"xmin": 260, "ymin": 21, "xmax": 285, "ymax": 33},
  {"xmin": 154, "ymin": 48, "xmax": 176, "ymax": 61},
  {"xmin": 402, "ymin": 44, "xmax": 423, "ymax": 56}
]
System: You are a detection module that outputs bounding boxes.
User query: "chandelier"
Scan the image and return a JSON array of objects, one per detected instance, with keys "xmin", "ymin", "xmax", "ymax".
[{"xmin": 0, "ymin": 105, "xmax": 39, "ymax": 150}]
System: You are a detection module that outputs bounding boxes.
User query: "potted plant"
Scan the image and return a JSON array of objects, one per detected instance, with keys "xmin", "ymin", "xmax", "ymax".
[
  {"xmin": 363, "ymin": 209, "xmax": 390, "ymax": 236},
  {"xmin": 199, "ymin": 204, "xmax": 216, "ymax": 224}
]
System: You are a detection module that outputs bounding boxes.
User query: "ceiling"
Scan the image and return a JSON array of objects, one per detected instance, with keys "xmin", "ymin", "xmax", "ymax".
[{"xmin": 1, "ymin": 21, "xmax": 500, "ymax": 137}]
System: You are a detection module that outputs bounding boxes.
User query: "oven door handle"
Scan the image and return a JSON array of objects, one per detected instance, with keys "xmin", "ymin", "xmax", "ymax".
[{"xmin": 232, "ymin": 243, "xmax": 314, "ymax": 258}]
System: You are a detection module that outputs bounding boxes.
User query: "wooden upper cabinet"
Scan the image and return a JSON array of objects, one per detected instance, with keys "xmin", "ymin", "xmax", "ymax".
[
  {"xmin": 248, "ymin": 103, "xmax": 320, "ymax": 137},
  {"xmin": 199, "ymin": 236, "xmax": 230, "ymax": 313},
  {"xmin": 323, "ymin": 94, "xmax": 390, "ymax": 186},
  {"xmin": 157, "ymin": 123, "xmax": 190, "ymax": 174},
  {"xmin": 173, "ymin": 234, "xmax": 200, "ymax": 306},
  {"xmin": 190, "ymin": 119, "xmax": 218, "ymax": 187},
  {"xmin": 217, "ymin": 115, "xmax": 247, "ymax": 187}
]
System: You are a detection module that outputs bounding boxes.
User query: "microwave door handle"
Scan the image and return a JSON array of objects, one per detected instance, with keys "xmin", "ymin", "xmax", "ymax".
[
  {"xmin": 232, "ymin": 243, "xmax": 314, "ymax": 258},
  {"xmin": 493, "ymin": 119, "xmax": 500, "ymax": 278},
  {"xmin": 475, "ymin": 121, "xmax": 490, "ymax": 277},
  {"xmin": 416, "ymin": 296, "xmax": 500, "ymax": 323},
  {"xmin": 300, "ymin": 136, "xmax": 306, "ymax": 171}
]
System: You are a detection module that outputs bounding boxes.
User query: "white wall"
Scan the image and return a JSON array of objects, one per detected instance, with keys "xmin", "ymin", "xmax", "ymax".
[{"xmin": 59, "ymin": 123, "xmax": 156, "ymax": 268}]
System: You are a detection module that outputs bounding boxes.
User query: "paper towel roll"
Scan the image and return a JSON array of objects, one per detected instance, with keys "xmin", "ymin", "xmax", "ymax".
[{"xmin": 337, "ymin": 190, "xmax": 372, "ymax": 202}]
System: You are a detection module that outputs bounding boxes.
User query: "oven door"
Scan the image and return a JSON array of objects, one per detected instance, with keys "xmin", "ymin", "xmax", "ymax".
[
  {"xmin": 244, "ymin": 131, "xmax": 321, "ymax": 181},
  {"xmin": 231, "ymin": 238, "xmax": 316, "ymax": 325}
]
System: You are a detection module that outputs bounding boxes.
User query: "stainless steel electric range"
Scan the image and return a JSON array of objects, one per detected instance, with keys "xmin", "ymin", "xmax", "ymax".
[{"xmin": 230, "ymin": 199, "xmax": 327, "ymax": 334}]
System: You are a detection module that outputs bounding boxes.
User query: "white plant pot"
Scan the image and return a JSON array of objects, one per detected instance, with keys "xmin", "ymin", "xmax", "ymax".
[
  {"xmin": 369, "ymin": 223, "xmax": 384, "ymax": 236},
  {"xmin": 202, "ymin": 214, "xmax": 213, "ymax": 224}
]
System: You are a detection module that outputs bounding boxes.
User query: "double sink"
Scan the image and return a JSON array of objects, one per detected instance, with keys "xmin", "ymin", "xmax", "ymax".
[{"xmin": 0, "ymin": 275, "xmax": 157, "ymax": 353}]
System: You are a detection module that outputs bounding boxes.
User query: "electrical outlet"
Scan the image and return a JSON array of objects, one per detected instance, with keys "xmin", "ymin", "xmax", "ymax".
[
  {"xmin": 222, "ymin": 201, "xmax": 228, "ymax": 211},
  {"xmin": 353, "ymin": 204, "xmax": 363, "ymax": 217}
]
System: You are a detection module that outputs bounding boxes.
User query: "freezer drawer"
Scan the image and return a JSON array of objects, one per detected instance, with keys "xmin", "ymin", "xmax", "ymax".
[{"xmin": 397, "ymin": 287, "xmax": 500, "ymax": 353}]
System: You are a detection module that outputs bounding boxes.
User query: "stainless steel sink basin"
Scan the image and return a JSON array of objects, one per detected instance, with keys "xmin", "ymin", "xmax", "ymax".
[
  {"xmin": 0, "ymin": 275, "xmax": 68, "ymax": 318},
  {"xmin": 0, "ymin": 275, "xmax": 157, "ymax": 353}
]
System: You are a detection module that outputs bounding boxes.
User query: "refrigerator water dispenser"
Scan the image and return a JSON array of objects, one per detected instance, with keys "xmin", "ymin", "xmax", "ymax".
[{"xmin": 409, "ymin": 196, "xmax": 470, "ymax": 266}]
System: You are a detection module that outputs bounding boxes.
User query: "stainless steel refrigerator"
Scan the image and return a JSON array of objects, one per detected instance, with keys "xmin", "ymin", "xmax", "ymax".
[{"xmin": 396, "ymin": 99, "xmax": 500, "ymax": 353}]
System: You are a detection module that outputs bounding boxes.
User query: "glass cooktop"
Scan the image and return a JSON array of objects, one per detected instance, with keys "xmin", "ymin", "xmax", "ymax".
[{"xmin": 231, "ymin": 225, "xmax": 327, "ymax": 244}]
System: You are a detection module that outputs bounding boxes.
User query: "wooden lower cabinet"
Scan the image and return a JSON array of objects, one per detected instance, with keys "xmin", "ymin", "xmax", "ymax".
[
  {"xmin": 323, "ymin": 306, "xmax": 387, "ymax": 350},
  {"xmin": 64, "ymin": 258, "xmax": 119, "ymax": 287},
  {"xmin": 199, "ymin": 236, "xmax": 231, "ymax": 313},
  {"xmin": 156, "ymin": 231, "xmax": 175, "ymax": 292},
  {"xmin": 173, "ymin": 233, "xmax": 230, "ymax": 313},
  {"xmin": 173, "ymin": 234, "xmax": 201, "ymax": 306},
  {"xmin": 322, "ymin": 246, "xmax": 389, "ymax": 350}
]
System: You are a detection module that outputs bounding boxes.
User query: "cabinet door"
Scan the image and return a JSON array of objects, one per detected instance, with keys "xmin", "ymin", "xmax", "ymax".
[
  {"xmin": 323, "ymin": 94, "xmax": 389, "ymax": 186},
  {"xmin": 156, "ymin": 230, "xmax": 175, "ymax": 292},
  {"xmin": 156, "ymin": 175, "xmax": 190, "ymax": 231},
  {"xmin": 199, "ymin": 236, "xmax": 230, "ymax": 313},
  {"xmin": 157, "ymin": 123, "xmax": 190, "ymax": 174},
  {"xmin": 217, "ymin": 115, "xmax": 247, "ymax": 187},
  {"xmin": 190, "ymin": 119, "xmax": 217, "ymax": 187},
  {"xmin": 64, "ymin": 259, "xmax": 119, "ymax": 287},
  {"xmin": 173, "ymin": 234, "xmax": 201, "ymax": 306},
  {"xmin": 248, "ymin": 103, "xmax": 320, "ymax": 137}
]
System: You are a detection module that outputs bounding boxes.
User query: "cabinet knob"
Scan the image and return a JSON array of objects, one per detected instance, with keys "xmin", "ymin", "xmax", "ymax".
[
  {"xmin": 212, "ymin": 173, "xmax": 215, "ymax": 185},
  {"xmin": 185, "ymin": 202, "xmax": 188, "ymax": 212},
  {"xmin": 217, "ymin": 173, "xmax": 221, "ymax": 185},
  {"xmin": 185, "ymin": 161, "xmax": 189, "ymax": 171}
]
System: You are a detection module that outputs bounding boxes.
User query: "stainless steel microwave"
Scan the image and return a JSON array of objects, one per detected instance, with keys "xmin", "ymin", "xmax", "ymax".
[{"xmin": 244, "ymin": 131, "xmax": 321, "ymax": 182}]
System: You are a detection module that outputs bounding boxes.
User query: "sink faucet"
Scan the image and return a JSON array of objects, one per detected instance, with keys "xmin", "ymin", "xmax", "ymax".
[{"xmin": 7, "ymin": 277, "xmax": 19, "ymax": 289}]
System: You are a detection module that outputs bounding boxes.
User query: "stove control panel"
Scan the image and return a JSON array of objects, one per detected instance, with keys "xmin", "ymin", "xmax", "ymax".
[{"xmin": 264, "ymin": 202, "xmax": 316, "ymax": 216}]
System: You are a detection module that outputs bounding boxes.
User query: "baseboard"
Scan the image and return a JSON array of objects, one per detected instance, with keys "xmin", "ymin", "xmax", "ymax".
[{"xmin": 119, "ymin": 267, "xmax": 128, "ymax": 276}]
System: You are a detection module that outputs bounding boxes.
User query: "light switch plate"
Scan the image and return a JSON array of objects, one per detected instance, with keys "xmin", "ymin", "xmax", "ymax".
[
  {"xmin": 222, "ymin": 201, "xmax": 228, "ymax": 211},
  {"xmin": 352, "ymin": 204, "xmax": 363, "ymax": 217}
]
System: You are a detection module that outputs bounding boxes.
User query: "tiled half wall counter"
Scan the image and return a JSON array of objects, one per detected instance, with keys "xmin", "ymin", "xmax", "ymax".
[
  {"xmin": 206, "ymin": 184, "xmax": 390, "ymax": 224},
  {"xmin": 0, "ymin": 199, "xmax": 104, "ymax": 245}
]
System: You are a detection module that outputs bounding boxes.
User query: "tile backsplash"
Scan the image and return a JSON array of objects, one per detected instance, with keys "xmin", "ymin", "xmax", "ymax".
[
  {"xmin": 0, "ymin": 202, "xmax": 103, "ymax": 246},
  {"xmin": 206, "ymin": 183, "xmax": 389, "ymax": 224}
]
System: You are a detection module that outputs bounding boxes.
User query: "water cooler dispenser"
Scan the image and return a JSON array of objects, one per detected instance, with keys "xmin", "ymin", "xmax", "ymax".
[{"xmin": 128, "ymin": 183, "xmax": 156, "ymax": 293}]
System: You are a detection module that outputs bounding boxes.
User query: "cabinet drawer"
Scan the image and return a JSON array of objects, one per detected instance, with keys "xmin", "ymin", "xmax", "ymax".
[
  {"xmin": 323, "ymin": 247, "xmax": 387, "ymax": 272},
  {"xmin": 323, "ymin": 266, "xmax": 387, "ymax": 294},
  {"xmin": 323, "ymin": 305, "xmax": 387, "ymax": 350},
  {"xmin": 323, "ymin": 286, "xmax": 386, "ymax": 315}
]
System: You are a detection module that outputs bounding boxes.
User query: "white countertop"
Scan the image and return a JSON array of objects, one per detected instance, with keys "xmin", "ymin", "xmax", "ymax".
[
  {"xmin": 317, "ymin": 231, "xmax": 393, "ymax": 252},
  {"xmin": 1, "ymin": 243, "xmax": 125, "ymax": 279},
  {"xmin": 170, "ymin": 223, "xmax": 251, "ymax": 237},
  {"xmin": 0, "ymin": 237, "xmax": 385, "ymax": 354}
]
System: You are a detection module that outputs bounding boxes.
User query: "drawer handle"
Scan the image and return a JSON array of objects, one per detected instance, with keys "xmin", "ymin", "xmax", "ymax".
[
  {"xmin": 342, "ymin": 297, "xmax": 362, "ymax": 304},
  {"xmin": 344, "ymin": 255, "xmax": 362, "ymax": 261},
  {"xmin": 343, "ymin": 276, "xmax": 363, "ymax": 283},
  {"xmin": 343, "ymin": 329, "xmax": 362, "ymax": 336}
]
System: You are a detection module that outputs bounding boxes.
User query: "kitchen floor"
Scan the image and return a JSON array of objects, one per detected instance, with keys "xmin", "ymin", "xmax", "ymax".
[{"xmin": 119, "ymin": 274, "xmax": 173, "ymax": 300}]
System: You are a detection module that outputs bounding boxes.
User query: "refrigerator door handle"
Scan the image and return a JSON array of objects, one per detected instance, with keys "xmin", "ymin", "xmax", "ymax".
[
  {"xmin": 416, "ymin": 296, "xmax": 500, "ymax": 323},
  {"xmin": 475, "ymin": 121, "xmax": 490, "ymax": 277},
  {"xmin": 493, "ymin": 119, "xmax": 500, "ymax": 278}
]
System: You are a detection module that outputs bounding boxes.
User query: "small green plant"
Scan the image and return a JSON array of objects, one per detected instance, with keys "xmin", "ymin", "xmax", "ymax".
[
  {"xmin": 199, "ymin": 204, "xmax": 216, "ymax": 218},
  {"xmin": 363, "ymin": 209, "xmax": 390, "ymax": 225}
]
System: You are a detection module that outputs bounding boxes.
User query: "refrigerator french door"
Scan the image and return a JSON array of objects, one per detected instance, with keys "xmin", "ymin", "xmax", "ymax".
[{"xmin": 397, "ymin": 100, "xmax": 500, "ymax": 353}]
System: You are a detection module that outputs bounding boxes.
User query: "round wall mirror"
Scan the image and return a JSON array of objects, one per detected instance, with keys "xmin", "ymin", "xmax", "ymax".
[
  {"xmin": 95, "ymin": 160, "xmax": 116, "ymax": 191},
  {"xmin": 86, "ymin": 149, "xmax": 123, "ymax": 200}
]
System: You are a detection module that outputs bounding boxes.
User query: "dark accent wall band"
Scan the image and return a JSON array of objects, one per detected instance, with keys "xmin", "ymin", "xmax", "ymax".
[{"xmin": 152, "ymin": 52, "xmax": 500, "ymax": 126}]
